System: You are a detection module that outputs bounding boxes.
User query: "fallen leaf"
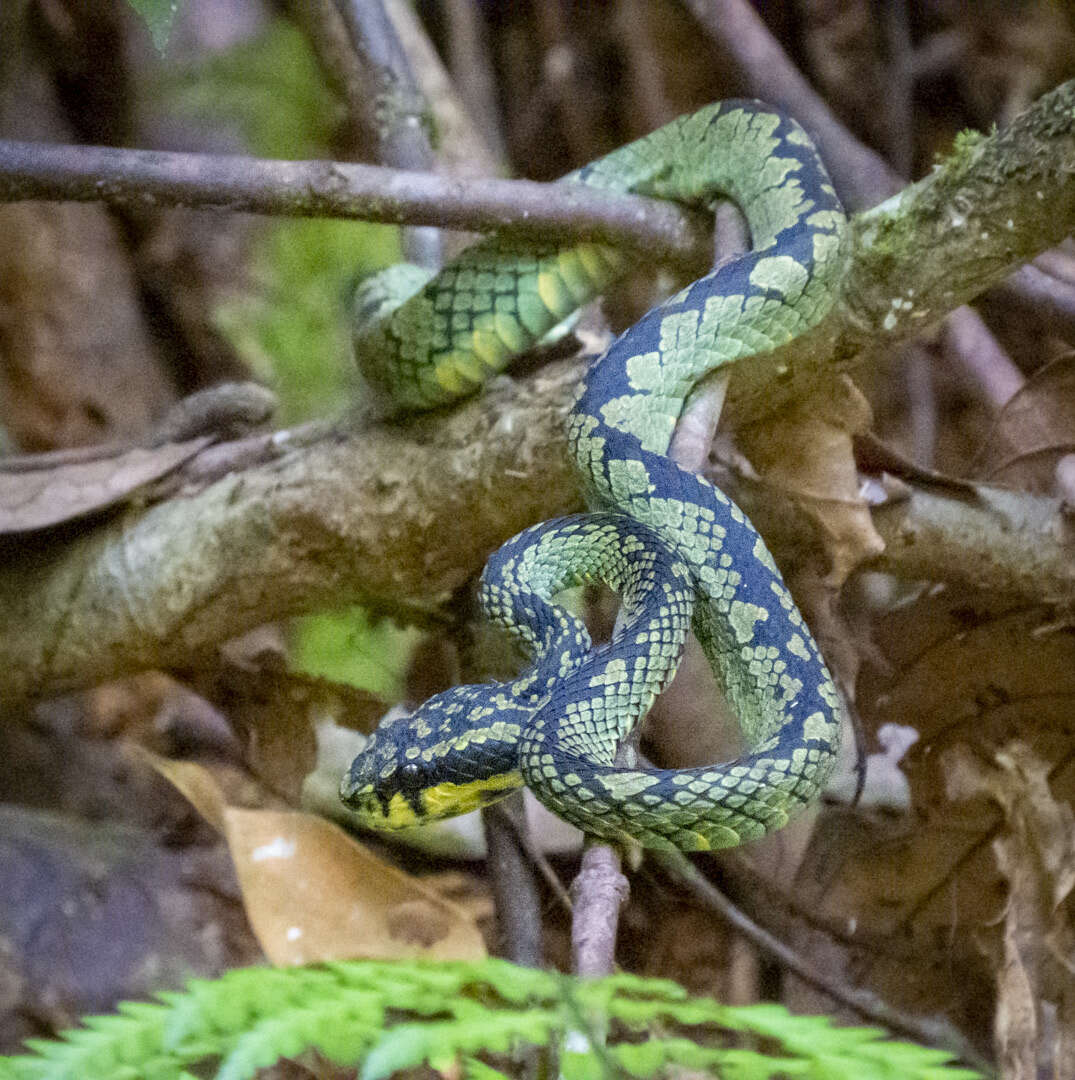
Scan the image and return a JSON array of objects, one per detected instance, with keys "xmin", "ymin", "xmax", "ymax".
[
  {"xmin": 224, "ymin": 808, "xmax": 486, "ymax": 965},
  {"xmin": 945, "ymin": 742, "xmax": 1075, "ymax": 1080},
  {"xmin": 740, "ymin": 376, "xmax": 884, "ymax": 586},
  {"xmin": 147, "ymin": 754, "xmax": 486, "ymax": 965},
  {"xmin": 0, "ymin": 437, "xmax": 210, "ymax": 533},
  {"xmin": 140, "ymin": 750, "xmax": 230, "ymax": 834},
  {"xmin": 791, "ymin": 594, "xmax": 1075, "ymax": 1032}
]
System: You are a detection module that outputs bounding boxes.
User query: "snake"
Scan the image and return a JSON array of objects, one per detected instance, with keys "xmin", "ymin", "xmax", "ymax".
[{"xmin": 341, "ymin": 101, "xmax": 846, "ymax": 852}]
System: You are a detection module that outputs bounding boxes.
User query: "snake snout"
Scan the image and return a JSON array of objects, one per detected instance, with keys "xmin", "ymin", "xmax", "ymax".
[{"xmin": 341, "ymin": 743, "xmax": 430, "ymax": 830}]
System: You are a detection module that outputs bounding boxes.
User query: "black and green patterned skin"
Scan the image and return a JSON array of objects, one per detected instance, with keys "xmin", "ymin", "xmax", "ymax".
[{"xmin": 343, "ymin": 101, "xmax": 846, "ymax": 851}]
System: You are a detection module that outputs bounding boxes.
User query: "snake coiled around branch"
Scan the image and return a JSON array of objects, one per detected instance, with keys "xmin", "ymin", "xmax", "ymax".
[{"xmin": 341, "ymin": 101, "xmax": 846, "ymax": 852}]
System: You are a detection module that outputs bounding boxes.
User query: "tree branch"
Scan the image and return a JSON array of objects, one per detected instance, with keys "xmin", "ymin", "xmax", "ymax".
[
  {"xmin": 290, "ymin": 0, "xmax": 441, "ymax": 267},
  {"xmin": 868, "ymin": 482, "xmax": 1075, "ymax": 603},
  {"xmin": 0, "ymin": 139, "xmax": 711, "ymax": 265}
]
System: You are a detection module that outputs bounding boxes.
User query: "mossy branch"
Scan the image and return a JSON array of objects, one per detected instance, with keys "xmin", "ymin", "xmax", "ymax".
[
  {"xmin": 720, "ymin": 79, "xmax": 1075, "ymax": 423},
  {"xmin": 1, "ymin": 83, "xmax": 1074, "ymax": 703}
]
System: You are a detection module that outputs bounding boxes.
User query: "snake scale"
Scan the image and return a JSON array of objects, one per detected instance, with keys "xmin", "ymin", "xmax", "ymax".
[{"xmin": 341, "ymin": 101, "xmax": 845, "ymax": 851}]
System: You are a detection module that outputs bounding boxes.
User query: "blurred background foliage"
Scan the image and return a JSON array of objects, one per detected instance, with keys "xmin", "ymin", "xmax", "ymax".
[{"xmin": 154, "ymin": 17, "xmax": 415, "ymax": 699}]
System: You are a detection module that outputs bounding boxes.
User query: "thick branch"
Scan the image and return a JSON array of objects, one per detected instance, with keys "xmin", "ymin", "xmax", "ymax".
[
  {"xmin": 0, "ymin": 364, "xmax": 582, "ymax": 702},
  {"xmin": 844, "ymin": 87, "xmax": 1075, "ymax": 339},
  {"xmin": 0, "ymin": 140, "xmax": 711, "ymax": 265},
  {"xmin": 2, "ymin": 362, "xmax": 1072, "ymax": 705}
]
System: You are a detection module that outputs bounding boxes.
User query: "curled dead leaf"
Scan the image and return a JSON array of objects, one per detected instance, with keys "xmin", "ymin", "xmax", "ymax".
[
  {"xmin": 0, "ymin": 437, "xmax": 211, "ymax": 533},
  {"xmin": 739, "ymin": 376, "xmax": 884, "ymax": 586}
]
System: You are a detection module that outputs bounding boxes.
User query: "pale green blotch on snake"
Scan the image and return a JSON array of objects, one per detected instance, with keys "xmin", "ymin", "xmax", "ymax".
[{"xmin": 342, "ymin": 101, "xmax": 846, "ymax": 852}]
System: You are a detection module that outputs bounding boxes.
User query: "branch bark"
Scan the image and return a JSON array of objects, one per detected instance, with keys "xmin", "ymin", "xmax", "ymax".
[{"xmin": 0, "ymin": 140, "xmax": 711, "ymax": 266}]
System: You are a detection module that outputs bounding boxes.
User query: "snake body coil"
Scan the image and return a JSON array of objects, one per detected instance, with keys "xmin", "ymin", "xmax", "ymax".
[{"xmin": 342, "ymin": 101, "xmax": 846, "ymax": 851}]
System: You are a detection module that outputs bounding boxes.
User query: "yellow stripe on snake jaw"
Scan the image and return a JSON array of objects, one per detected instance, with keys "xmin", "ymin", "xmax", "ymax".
[{"xmin": 366, "ymin": 773, "xmax": 526, "ymax": 830}]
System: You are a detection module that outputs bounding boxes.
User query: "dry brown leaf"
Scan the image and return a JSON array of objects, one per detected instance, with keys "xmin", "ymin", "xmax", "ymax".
[
  {"xmin": 0, "ymin": 437, "xmax": 211, "ymax": 533},
  {"xmin": 792, "ymin": 594, "xmax": 1075, "ymax": 1032},
  {"xmin": 146, "ymin": 753, "xmax": 485, "ymax": 965},
  {"xmin": 141, "ymin": 750, "xmax": 231, "ymax": 835},
  {"xmin": 224, "ymin": 808, "xmax": 486, "ymax": 965},
  {"xmin": 740, "ymin": 376, "xmax": 884, "ymax": 585},
  {"xmin": 944, "ymin": 742, "xmax": 1075, "ymax": 1080},
  {"xmin": 977, "ymin": 352, "xmax": 1075, "ymax": 492}
]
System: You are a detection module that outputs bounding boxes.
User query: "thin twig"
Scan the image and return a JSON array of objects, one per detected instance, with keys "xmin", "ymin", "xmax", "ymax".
[
  {"xmin": 483, "ymin": 796, "xmax": 545, "ymax": 968},
  {"xmin": 570, "ymin": 843, "xmax": 629, "ymax": 977},
  {"xmin": 653, "ymin": 849, "xmax": 991, "ymax": 1072},
  {"xmin": 680, "ymin": 0, "xmax": 900, "ymax": 208},
  {"xmin": 330, "ymin": 0, "xmax": 440, "ymax": 266},
  {"xmin": 440, "ymin": 0, "xmax": 506, "ymax": 164},
  {"xmin": 0, "ymin": 139, "xmax": 711, "ymax": 265},
  {"xmin": 941, "ymin": 307, "xmax": 1025, "ymax": 409}
]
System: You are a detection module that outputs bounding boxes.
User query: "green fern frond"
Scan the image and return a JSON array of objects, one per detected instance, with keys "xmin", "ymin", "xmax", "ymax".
[
  {"xmin": 462, "ymin": 1059, "xmax": 514, "ymax": 1080},
  {"xmin": 0, "ymin": 959, "xmax": 985, "ymax": 1080}
]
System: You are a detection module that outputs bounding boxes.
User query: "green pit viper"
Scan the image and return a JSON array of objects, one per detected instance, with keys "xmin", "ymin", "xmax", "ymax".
[{"xmin": 341, "ymin": 101, "xmax": 846, "ymax": 852}]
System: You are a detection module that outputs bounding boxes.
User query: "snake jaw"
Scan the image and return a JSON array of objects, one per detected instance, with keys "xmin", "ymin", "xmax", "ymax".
[{"xmin": 341, "ymin": 685, "xmax": 529, "ymax": 829}]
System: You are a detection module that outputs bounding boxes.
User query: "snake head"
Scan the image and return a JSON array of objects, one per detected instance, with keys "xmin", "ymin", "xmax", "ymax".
[
  {"xmin": 339, "ymin": 721, "xmax": 428, "ymax": 830},
  {"xmin": 340, "ymin": 688, "xmax": 526, "ymax": 830}
]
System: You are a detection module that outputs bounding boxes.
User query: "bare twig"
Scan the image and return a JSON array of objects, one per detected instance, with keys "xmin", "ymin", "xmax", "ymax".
[
  {"xmin": 292, "ymin": 0, "xmax": 431, "ymax": 174},
  {"xmin": 680, "ymin": 0, "xmax": 900, "ymax": 208},
  {"xmin": 382, "ymin": 0, "xmax": 502, "ymax": 183},
  {"xmin": 440, "ymin": 0, "xmax": 506, "ymax": 164},
  {"xmin": 941, "ymin": 307, "xmax": 1026, "ymax": 409},
  {"xmin": 0, "ymin": 139, "xmax": 711, "ymax": 265},
  {"xmin": 483, "ymin": 796, "xmax": 545, "ymax": 968},
  {"xmin": 653, "ymin": 850, "xmax": 990, "ymax": 1072},
  {"xmin": 292, "ymin": 0, "xmax": 438, "ymax": 265},
  {"xmin": 570, "ymin": 844, "xmax": 629, "ymax": 977},
  {"xmin": 329, "ymin": 0, "xmax": 440, "ymax": 265},
  {"xmin": 668, "ymin": 200, "xmax": 750, "ymax": 471}
]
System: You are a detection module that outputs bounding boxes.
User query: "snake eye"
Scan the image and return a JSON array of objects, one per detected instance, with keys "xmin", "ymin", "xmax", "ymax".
[{"xmin": 399, "ymin": 762, "xmax": 422, "ymax": 787}]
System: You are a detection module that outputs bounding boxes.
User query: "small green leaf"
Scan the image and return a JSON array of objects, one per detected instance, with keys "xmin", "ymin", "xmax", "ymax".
[
  {"xmin": 126, "ymin": 0, "xmax": 179, "ymax": 53},
  {"xmin": 462, "ymin": 1060, "xmax": 513, "ymax": 1080}
]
